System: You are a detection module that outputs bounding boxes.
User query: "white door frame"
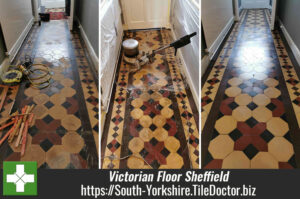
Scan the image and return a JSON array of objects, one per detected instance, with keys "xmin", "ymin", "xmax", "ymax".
[
  {"xmin": 234, "ymin": 0, "xmax": 240, "ymax": 21},
  {"xmin": 68, "ymin": 0, "xmax": 75, "ymax": 30},
  {"xmin": 270, "ymin": 0, "xmax": 277, "ymax": 30},
  {"xmin": 32, "ymin": 0, "xmax": 40, "ymax": 21}
]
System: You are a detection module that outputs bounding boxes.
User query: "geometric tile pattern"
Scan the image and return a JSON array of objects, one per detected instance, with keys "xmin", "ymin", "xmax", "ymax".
[
  {"xmin": 102, "ymin": 29, "xmax": 199, "ymax": 169},
  {"xmin": 0, "ymin": 20, "xmax": 98, "ymax": 169},
  {"xmin": 203, "ymin": 9, "xmax": 296, "ymax": 169},
  {"xmin": 71, "ymin": 33, "xmax": 99, "ymax": 153},
  {"xmin": 201, "ymin": 10, "xmax": 247, "ymax": 130}
]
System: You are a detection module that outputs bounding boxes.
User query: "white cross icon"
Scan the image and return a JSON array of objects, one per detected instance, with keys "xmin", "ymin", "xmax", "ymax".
[{"xmin": 6, "ymin": 164, "xmax": 35, "ymax": 192}]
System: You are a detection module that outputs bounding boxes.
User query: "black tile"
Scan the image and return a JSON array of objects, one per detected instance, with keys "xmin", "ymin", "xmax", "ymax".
[
  {"xmin": 243, "ymin": 144, "xmax": 259, "ymax": 160},
  {"xmin": 40, "ymin": 139, "xmax": 53, "ymax": 152},
  {"xmin": 229, "ymin": 129, "xmax": 243, "ymax": 141},
  {"xmin": 260, "ymin": 130, "xmax": 274, "ymax": 143},
  {"xmin": 247, "ymin": 102, "xmax": 258, "ymax": 110},
  {"xmin": 43, "ymin": 115, "xmax": 54, "ymax": 124},
  {"xmin": 246, "ymin": 117, "xmax": 258, "ymax": 128},
  {"xmin": 44, "ymin": 101, "xmax": 54, "ymax": 109}
]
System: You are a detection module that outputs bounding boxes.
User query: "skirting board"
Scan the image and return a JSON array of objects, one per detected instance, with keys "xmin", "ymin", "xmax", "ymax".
[
  {"xmin": 279, "ymin": 19, "xmax": 300, "ymax": 66},
  {"xmin": 171, "ymin": 29, "xmax": 199, "ymax": 110},
  {"xmin": 201, "ymin": 55, "xmax": 210, "ymax": 77},
  {"xmin": 8, "ymin": 17, "xmax": 34, "ymax": 63},
  {"xmin": 208, "ymin": 16, "xmax": 234, "ymax": 59},
  {"xmin": 77, "ymin": 21, "xmax": 99, "ymax": 71}
]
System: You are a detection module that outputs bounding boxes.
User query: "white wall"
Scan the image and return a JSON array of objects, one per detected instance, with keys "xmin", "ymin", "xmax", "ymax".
[
  {"xmin": 241, "ymin": 0, "xmax": 270, "ymax": 9},
  {"xmin": 41, "ymin": 0, "xmax": 65, "ymax": 8},
  {"xmin": 0, "ymin": 0, "xmax": 34, "ymax": 61},
  {"xmin": 171, "ymin": 0, "xmax": 199, "ymax": 107},
  {"xmin": 201, "ymin": 0, "xmax": 234, "ymax": 58},
  {"xmin": 101, "ymin": 0, "xmax": 123, "ymax": 111}
]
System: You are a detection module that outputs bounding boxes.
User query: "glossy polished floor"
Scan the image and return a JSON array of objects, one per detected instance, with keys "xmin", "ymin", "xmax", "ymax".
[
  {"xmin": 202, "ymin": 9, "xmax": 300, "ymax": 169},
  {"xmin": 0, "ymin": 20, "xmax": 98, "ymax": 169},
  {"xmin": 102, "ymin": 29, "xmax": 199, "ymax": 169}
]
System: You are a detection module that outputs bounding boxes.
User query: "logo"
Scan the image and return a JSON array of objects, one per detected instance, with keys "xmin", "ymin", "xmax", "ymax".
[{"xmin": 3, "ymin": 161, "xmax": 37, "ymax": 196}]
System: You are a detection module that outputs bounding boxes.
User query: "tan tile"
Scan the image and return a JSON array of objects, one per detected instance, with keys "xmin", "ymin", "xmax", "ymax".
[
  {"xmin": 250, "ymin": 152, "xmax": 279, "ymax": 169},
  {"xmin": 131, "ymin": 108, "xmax": 143, "ymax": 119},
  {"xmin": 139, "ymin": 128, "xmax": 153, "ymax": 142},
  {"xmin": 32, "ymin": 104, "xmax": 48, "ymax": 119},
  {"xmin": 46, "ymin": 145, "xmax": 70, "ymax": 169},
  {"xmin": 140, "ymin": 115, "xmax": 152, "ymax": 128},
  {"xmin": 268, "ymin": 137, "xmax": 294, "ymax": 162},
  {"xmin": 253, "ymin": 106, "xmax": 272, "ymax": 122},
  {"xmin": 232, "ymin": 106, "xmax": 252, "ymax": 121},
  {"xmin": 33, "ymin": 93, "xmax": 49, "ymax": 105},
  {"xmin": 62, "ymin": 132, "xmax": 84, "ymax": 153},
  {"xmin": 215, "ymin": 116, "xmax": 237, "ymax": 134},
  {"xmin": 153, "ymin": 115, "xmax": 166, "ymax": 127},
  {"xmin": 235, "ymin": 94, "xmax": 252, "ymax": 106},
  {"xmin": 165, "ymin": 153, "xmax": 184, "ymax": 169},
  {"xmin": 49, "ymin": 105, "xmax": 67, "ymax": 120},
  {"xmin": 253, "ymin": 94, "xmax": 270, "ymax": 106},
  {"xmin": 267, "ymin": 117, "xmax": 289, "ymax": 136},
  {"xmin": 127, "ymin": 156, "xmax": 145, "ymax": 169},
  {"xmin": 21, "ymin": 144, "xmax": 46, "ymax": 168},
  {"xmin": 222, "ymin": 151, "xmax": 250, "ymax": 169},
  {"xmin": 208, "ymin": 135, "xmax": 234, "ymax": 159},
  {"xmin": 264, "ymin": 78, "xmax": 279, "ymax": 87},
  {"xmin": 165, "ymin": 137, "xmax": 180, "ymax": 152},
  {"xmin": 60, "ymin": 78, "xmax": 74, "ymax": 87},
  {"xmin": 60, "ymin": 87, "xmax": 76, "ymax": 97},
  {"xmin": 153, "ymin": 128, "xmax": 168, "ymax": 142},
  {"xmin": 132, "ymin": 98, "xmax": 143, "ymax": 108},
  {"xmin": 159, "ymin": 98, "xmax": 172, "ymax": 107},
  {"xmin": 228, "ymin": 77, "xmax": 243, "ymax": 86},
  {"xmin": 61, "ymin": 115, "xmax": 81, "ymax": 131},
  {"xmin": 264, "ymin": 87, "xmax": 281, "ymax": 98},
  {"xmin": 50, "ymin": 93, "xmax": 66, "ymax": 105},
  {"xmin": 225, "ymin": 87, "xmax": 241, "ymax": 97},
  {"xmin": 128, "ymin": 137, "xmax": 144, "ymax": 153},
  {"xmin": 161, "ymin": 107, "xmax": 173, "ymax": 119}
]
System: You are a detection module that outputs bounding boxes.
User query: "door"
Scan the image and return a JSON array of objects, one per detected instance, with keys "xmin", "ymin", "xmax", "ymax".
[
  {"xmin": 41, "ymin": 0, "xmax": 65, "ymax": 8},
  {"xmin": 242, "ymin": 0, "xmax": 270, "ymax": 9},
  {"xmin": 121, "ymin": 0, "xmax": 170, "ymax": 29}
]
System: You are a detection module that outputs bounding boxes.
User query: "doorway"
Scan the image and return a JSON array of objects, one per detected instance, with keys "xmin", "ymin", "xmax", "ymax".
[
  {"xmin": 35, "ymin": 0, "xmax": 74, "ymax": 31},
  {"xmin": 234, "ymin": 0, "xmax": 277, "ymax": 30},
  {"xmin": 41, "ymin": 0, "xmax": 67, "ymax": 20}
]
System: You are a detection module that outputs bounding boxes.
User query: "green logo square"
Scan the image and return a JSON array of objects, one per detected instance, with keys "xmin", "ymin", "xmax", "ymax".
[{"xmin": 3, "ymin": 161, "xmax": 37, "ymax": 196}]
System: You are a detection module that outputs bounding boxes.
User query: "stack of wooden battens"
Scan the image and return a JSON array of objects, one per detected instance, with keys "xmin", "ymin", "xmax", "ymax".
[{"xmin": 0, "ymin": 103, "xmax": 35, "ymax": 156}]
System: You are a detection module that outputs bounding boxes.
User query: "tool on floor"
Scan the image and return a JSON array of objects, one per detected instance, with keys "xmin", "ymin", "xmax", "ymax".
[
  {"xmin": 2, "ymin": 55, "xmax": 52, "ymax": 89},
  {"xmin": 123, "ymin": 32, "xmax": 197, "ymax": 72},
  {"xmin": 0, "ymin": 105, "xmax": 35, "ymax": 157}
]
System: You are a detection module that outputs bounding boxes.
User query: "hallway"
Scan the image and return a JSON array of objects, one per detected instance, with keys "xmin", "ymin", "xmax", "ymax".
[
  {"xmin": 101, "ymin": 29, "xmax": 199, "ymax": 169},
  {"xmin": 0, "ymin": 20, "xmax": 98, "ymax": 169},
  {"xmin": 202, "ymin": 9, "xmax": 300, "ymax": 169}
]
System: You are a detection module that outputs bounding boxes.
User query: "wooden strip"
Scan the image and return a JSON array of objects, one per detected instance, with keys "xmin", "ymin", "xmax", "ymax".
[
  {"xmin": 0, "ymin": 86, "xmax": 9, "ymax": 112},
  {"xmin": 0, "ymin": 120, "xmax": 17, "ymax": 146},
  {"xmin": 21, "ymin": 113, "xmax": 34, "ymax": 156}
]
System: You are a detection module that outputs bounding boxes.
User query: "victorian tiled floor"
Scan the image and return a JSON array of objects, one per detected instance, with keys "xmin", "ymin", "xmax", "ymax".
[
  {"xmin": 102, "ymin": 29, "xmax": 199, "ymax": 169},
  {"xmin": 202, "ymin": 9, "xmax": 300, "ymax": 169},
  {"xmin": 0, "ymin": 20, "xmax": 98, "ymax": 169}
]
